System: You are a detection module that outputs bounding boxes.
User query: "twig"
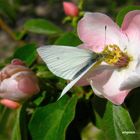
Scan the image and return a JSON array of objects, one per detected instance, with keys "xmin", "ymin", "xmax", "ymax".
[
  {"xmin": 0, "ymin": 18, "xmax": 26, "ymax": 45},
  {"xmin": 0, "ymin": 18, "xmax": 16, "ymax": 40}
]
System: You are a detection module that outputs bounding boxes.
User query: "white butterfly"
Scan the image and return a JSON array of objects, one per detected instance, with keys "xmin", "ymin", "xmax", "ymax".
[{"xmin": 37, "ymin": 45, "xmax": 102, "ymax": 99}]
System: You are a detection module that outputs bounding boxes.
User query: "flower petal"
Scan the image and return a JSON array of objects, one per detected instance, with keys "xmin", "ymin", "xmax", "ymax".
[
  {"xmin": 120, "ymin": 72, "xmax": 140, "ymax": 90},
  {"xmin": 77, "ymin": 12, "xmax": 123, "ymax": 52},
  {"xmin": 76, "ymin": 64, "xmax": 113, "ymax": 86},
  {"xmin": 122, "ymin": 10, "xmax": 140, "ymax": 41},
  {"xmin": 120, "ymin": 56, "xmax": 140, "ymax": 90},
  {"xmin": 122, "ymin": 10, "xmax": 140, "ymax": 58},
  {"xmin": 80, "ymin": 67, "xmax": 130, "ymax": 105},
  {"xmin": 77, "ymin": 65, "xmax": 130, "ymax": 105}
]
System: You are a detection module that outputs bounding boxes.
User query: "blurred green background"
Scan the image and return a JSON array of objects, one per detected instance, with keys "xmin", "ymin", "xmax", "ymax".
[{"xmin": 0, "ymin": 0, "xmax": 139, "ymax": 62}]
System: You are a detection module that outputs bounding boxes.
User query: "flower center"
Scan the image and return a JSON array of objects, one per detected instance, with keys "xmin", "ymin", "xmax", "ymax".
[{"xmin": 101, "ymin": 44, "xmax": 130, "ymax": 68}]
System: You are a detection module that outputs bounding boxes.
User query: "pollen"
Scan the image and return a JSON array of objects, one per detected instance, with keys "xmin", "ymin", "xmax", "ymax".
[{"xmin": 102, "ymin": 44, "xmax": 130, "ymax": 68}]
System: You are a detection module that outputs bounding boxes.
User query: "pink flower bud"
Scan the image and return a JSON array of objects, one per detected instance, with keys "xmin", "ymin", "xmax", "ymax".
[
  {"xmin": 63, "ymin": 2, "xmax": 79, "ymax": 17},
  {"xmin": 0, "ymin": 59, "xmax": 40, "ymax": 109},
  {"xmin": 11, "ymin": 58, "xmax": 25, "ymax": 66},
  {"xmin": 0, "ymin": 99, "xmax": 20, "ymax": 109}
]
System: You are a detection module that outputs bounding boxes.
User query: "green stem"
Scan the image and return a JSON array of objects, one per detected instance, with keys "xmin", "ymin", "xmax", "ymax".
[
  {"xmin": 0, "ymin": 107, "xmax": 11, "ymax": 133},
  {"xmin": 12, "ymin": 102, "xmax": 29, "ymax": 140},
  {"xmin": 11, "ymin": 107, "xmax": 22, "ymax": 140}
]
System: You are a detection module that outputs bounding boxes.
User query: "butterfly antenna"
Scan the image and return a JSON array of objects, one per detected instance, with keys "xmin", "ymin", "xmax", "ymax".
[
  {"xmin": 93, "ymin": 26, "xmax": 107, "ymax": 63},
  {"xmin": 104, "ymin": 25, "xmax": 107, "ymax": 47},
  {"xmin": 102, "ymin": 25, "xmax": 108, "ymax": 59}
]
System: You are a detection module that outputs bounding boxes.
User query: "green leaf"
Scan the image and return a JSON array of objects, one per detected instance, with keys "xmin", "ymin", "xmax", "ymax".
[
  {"xmin": 13, "ymin": 44, "xmax": 37, "ymax": 66},
  {"xmin": 24, "ymin": 19, "xmax": 63, "ymax": 35},
  {"xmin": 126, "ymin": 88, "xmax": 140, "ymax": 122},
  {"xmin": 11, "ymin": 109, "xmax": 21, "ymax": 140},
  {"xmin": 55, "ymin": 32, "xmax": 82, "ymax": 46},
  {"xmin": 0, "ymin": 107, "xmax": 18, "ymax": 140},
  {"xmin": 29, "ymin": 95, "xmax": 78, "ymax": 140},
  {"xmin": 12, "ymin": 104, "xmax": 29, "ymax": 140},
  {"xmin": 0, "ymin": 107, "xmax": 12, "ymax": 139},
  {"xmin": 116, "ymin": 6, "xmax": 140, "ymax": 26},
  {"xmin": 0, "ymin": 0, "xmax": 16, "ymax": 19},
  {"xmin": 102, "ymin": 102, "xmax": 139, "ymax": 140},
  {"xmin": 33, "ymin": 91, "xmax": 46, "ymax": 106}
]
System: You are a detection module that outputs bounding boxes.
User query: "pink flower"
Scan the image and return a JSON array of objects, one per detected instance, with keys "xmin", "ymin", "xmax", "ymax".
[
  {"xmin": 0, "ymin": 59, "xmax": 40, "ymax": 109},
  {"xmin": 37, "ymin": 10, "xmax": 140, "ymax": 105},
  {"xmin": 75, "ymin": 10, "xmax": 140, "ymax": 105},
  {"xmin": 63, "ymin": 2, "xmax": 79, "ymax": 17}
]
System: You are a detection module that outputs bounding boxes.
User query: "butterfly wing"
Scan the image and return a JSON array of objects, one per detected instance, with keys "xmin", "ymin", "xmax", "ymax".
[
  {"xmin": 58, "ymin": 61, "xmax": 99, "ymax": 99},
  {"xmin": 37, "ymin": 45, "xmax": 99, "ymax": 80}
]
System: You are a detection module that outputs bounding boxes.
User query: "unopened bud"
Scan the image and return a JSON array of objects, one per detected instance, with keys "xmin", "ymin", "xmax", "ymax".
[
  {"xmin": 0, "ymin": 99, "xmax": 20, "ymax": 109},
  {"xmin": 11, "ymin": 58, "xmax": 25, "ymax": 66},
  {"xmin": 0, "ymin": 59, "xmax": 40, "ymax": 109},
  {"xmin": 63, "ymin": 2, "xmax": 79, "ymax": 17}
]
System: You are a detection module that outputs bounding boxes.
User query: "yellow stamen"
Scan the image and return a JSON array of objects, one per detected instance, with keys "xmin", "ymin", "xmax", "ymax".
[{"xmin": 101, "ymin": 44, "xmax": 131, "ymax": 67}]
